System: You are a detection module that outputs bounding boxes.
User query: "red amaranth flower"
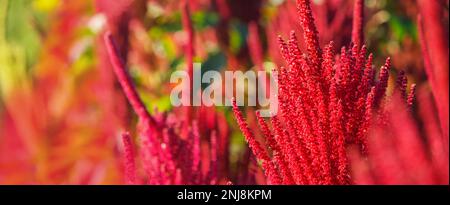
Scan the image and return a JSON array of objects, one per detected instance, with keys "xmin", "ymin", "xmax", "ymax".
[
  {"xmin": 296, "ymin": 0, "xmax": 322, "ymax": 70},
  {"xmin": 256, "ymin": 111, "xmax": 295, "ymax": 185},
  {"xmin": 232, "ymin": 0, "xmax": 415, "ymax": 185},
  {"xmin": 104, "ymin": 32, "xmax": 225, "ymax": 185},
  {"xmin": 231, "ymin": 98, "xmax": 281, "ymax": 184}
]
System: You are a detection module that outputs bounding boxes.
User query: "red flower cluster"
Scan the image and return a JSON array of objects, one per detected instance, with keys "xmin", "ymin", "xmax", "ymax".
[
  {"xmin": 232, "ymin": 0, "xmax": 416, "ymax": 185},
  {"xmin": 104, "ymin": 33, "xmax": 220, "ymax": 185}
]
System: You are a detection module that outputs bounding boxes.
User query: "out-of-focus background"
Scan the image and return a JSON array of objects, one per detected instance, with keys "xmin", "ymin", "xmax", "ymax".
[{"xmin": 0, "ymin": 0, "xmax": 448, "ymax": 184}]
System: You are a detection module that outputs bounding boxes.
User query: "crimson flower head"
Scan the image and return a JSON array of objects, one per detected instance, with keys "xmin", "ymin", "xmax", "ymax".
[{"xmin": 232, "ymin": 0, "xmax": 418, "ymax": 185}]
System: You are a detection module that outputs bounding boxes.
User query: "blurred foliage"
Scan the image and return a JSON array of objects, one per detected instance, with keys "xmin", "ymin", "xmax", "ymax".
[
  {"xmin": 4, "ymin": 0, "xmax": 42, "ymax": 67},
  {"xmin": 0, "ymin": 0, "xmax": 29, "ymax": 99}
]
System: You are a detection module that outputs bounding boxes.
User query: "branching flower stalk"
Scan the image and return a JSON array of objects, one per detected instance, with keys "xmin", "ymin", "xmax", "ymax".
[{"xmin": 232, "ymin": 0, "xmax": 416, "ymax": 185}]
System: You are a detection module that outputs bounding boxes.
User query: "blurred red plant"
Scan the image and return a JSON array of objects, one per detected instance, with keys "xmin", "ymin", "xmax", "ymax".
[
  {"xmin": 348, "ymin": 0, "xmax": 449, "ymax": 185},
  {"xmin": 0, "ymin": 0, "xmax": 125, "ymax": 184},
  {"xmin": 350, "ymin": 91, "xmax": 448, "ymax": 184},
  {"xmin": 416, "ymin": 0, "xmax": 449, "ymax": 139}
]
